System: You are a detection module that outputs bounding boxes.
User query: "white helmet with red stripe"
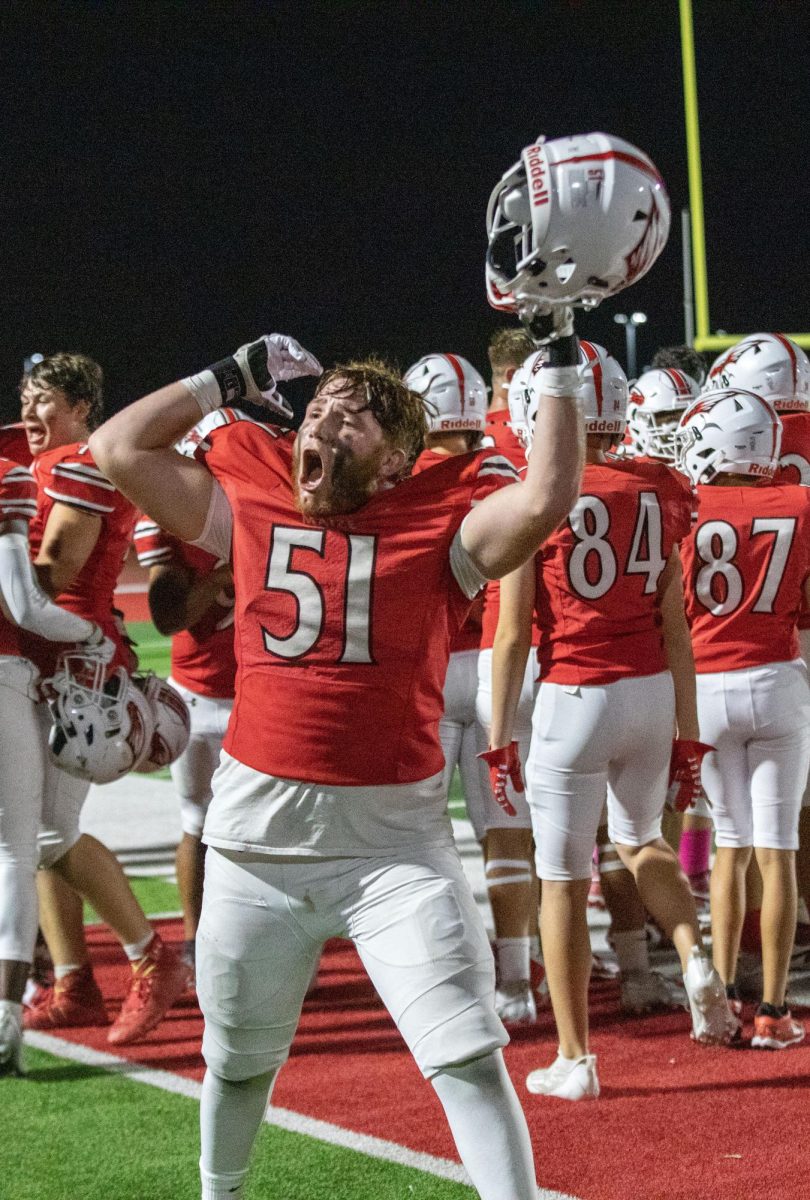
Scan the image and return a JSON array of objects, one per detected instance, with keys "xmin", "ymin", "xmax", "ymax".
[
  {"xmin": 486, "ymin": 132, "xmax": 670, "ymax": 319},
  {"xmin": 705, "ymin": 334, "xmax": 810, "ymax": 412},
  {"xmin": 630, "ymin": 368, "xmax": 700, "ymax": 461},
  {"xmin": 577, "ymin": 341, "xmax": 629, "ymax": 435},
  {"xmin": 506, "ymin": 350, "xmax": 547, "ymax": 450},
  {"xmin": 677, "ymin": 389, "xmax": 782, "ymax": 485},
  {"xmin": 132, "ymin": 673, "xmax": 191, "ymax": 773},
  {"xmin": 403, "ymin": 354, "xmax": 487, "ymax": 434}
]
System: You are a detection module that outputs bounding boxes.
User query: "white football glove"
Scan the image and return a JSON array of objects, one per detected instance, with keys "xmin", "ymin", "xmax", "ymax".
[
  {"xmin": 184, "ymin": 334, "xmax": 322, "ymax": 421},
  {"xmin": 78, "ymin": 625, "xmax": 116, "ymax": 664}
]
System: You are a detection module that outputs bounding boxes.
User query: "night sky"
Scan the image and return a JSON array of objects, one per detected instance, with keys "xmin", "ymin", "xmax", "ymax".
[{"xmin": 2, "ymin": 0, "xmax": 808, "ymax": 423}]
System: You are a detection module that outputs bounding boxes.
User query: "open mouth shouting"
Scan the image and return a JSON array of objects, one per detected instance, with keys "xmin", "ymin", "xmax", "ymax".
[
  {"xmin": 24, "ymin": 421, "xmax": 48, "ymax": 454},
  {"xmin": 299, "ymin": 445, "xmax": 326, "ymax": 493}
]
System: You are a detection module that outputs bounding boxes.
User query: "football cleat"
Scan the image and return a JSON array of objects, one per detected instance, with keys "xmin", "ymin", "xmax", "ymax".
[
  {"xmin": 0, "ymin": 1006, "xmax": 24, "ymax": 1077},
  {"xmin": 107, "ymin": 934, "xmax": 190, "ymax": 1046},
  {"xmin": 526, "ymin": 1053, "xmax": 600, "ymax": 1101},
  {"xmin": 683, "ymin": 948, "xmax": 740, "ymax": 1045},
  {"xmin": 751, "ymin": 1009, "xmax": 806, "ymax": 1050},
  {"xmin": 23, "ymin": 963, "xmax": 109, "ymax": 1030},
  {"xmin": 620, "ymin": 969, "xmax": 686, "ymax": 1016},
  {"xmin": 495, "ymin": 980, "xmax": 537, "ymax": 1025}
]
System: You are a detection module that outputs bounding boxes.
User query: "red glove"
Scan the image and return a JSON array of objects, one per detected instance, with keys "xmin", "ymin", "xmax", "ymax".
[
  {"xmin": 666, "ymin": 740, "xmax": 714, "ymax": 812},
  {"xmin": 478, "ymin": 742, "xmax": 524, "ymax": 817}
]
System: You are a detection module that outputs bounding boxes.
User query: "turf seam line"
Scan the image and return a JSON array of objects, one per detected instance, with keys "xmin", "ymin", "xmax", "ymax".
[{"xmin": 25, "ymin": 1031, "xmax": 577, "ymax": 1199}]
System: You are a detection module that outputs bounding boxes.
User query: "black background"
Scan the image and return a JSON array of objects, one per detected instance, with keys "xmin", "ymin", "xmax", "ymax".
[{"xmin": 2, "ymin": 0, "xmax": 808, "ymax": 422}]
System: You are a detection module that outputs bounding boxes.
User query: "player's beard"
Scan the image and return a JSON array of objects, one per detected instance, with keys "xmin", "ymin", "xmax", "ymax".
[{"xmin": 292, "ymin": 440, "xmax": 386, "ymax": 518}]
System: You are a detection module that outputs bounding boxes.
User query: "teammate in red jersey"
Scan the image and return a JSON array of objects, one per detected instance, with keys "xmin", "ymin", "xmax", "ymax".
[
  {"xmin": 485, "ymin": 326, "xmax": 535, "ymax": 455},
  {"xmin": 18, "ymin": 354, "xmax": 189, "ymax": 1045},
  {"xmin": 91, "ymin": 328, "xmax": 583, "ymax": 1200},
  {"xmin": 705, "ymin": 333, "xmax": 810, "ymax": 970},
  {"xmin": 134, "ymin": 515, "xmax": 236, "ymax": 972},
  {"xmin": 491, "ymin": 343, "xmax": 734, "ymax": 1102},
  {"xmin": 0, "ymin": 455, "xmax": 113, "ymax": 1074},
  {"xmin": 680, "ymin": 388, "xmax": 810, "ymax": 1048}
]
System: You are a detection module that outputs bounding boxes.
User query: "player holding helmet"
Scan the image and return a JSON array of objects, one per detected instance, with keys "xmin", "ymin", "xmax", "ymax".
[
  {"xmin": 0, "ymin": 455, "xmax": 114, "ymax": 1075},
  {"xmin": 18, "ymin": 354, "xmax": 190, "ymax": 1045},
  {"xmin": 679, "ymin": 387, "xmax": 810, "ymax": 1047}
]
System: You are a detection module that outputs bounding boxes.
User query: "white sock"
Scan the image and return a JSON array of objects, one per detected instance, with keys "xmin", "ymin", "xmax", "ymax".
[
  {"xmin": 54, "ymin": 963, "xmax": 82, "ymax": 980},
  {"xmin": 431, "ymin": 1051, "xmax": 536, "ymax": 1200},
  {"xmin": 612, "ymin": 928, "xmax": 650, "ymax": 975},
  {"xmin": 495, "ymin": 937, "xmax": 530, "ymax": 984},
  {"xmin": 200, "ymin": 1165, "xmax": 247, "ymax": 1199},
  {"xmin": 200, "ymin": 1068, "xmax": 278, "ymax": 1192},
  {"xmin": 124, "ymin": 931, "xmax": 154, "ymax": 961}
]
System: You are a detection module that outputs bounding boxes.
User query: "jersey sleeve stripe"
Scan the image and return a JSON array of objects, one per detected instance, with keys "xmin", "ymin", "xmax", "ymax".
[
  {"xmin": 136, "ymin": 547, "xmax": 173, "ymax": 566},
  {"xmin": 0, "ymin": 499, "xmax": 37, "ymax": 515},
  {"xmin": 43, "ymin": 486, "xmax": 116, "ymax": 514},
  {"xmin": 51, "ymin": 463, "xmax": 117, "ymax": 491},
  {"xmin": 3, "ymin": 466, "xmax": 35, "ymax": 484},
  {"xmin": 133, "ymin": 521, "xmax": 163, "ymax": 539},
  {"xmin": 478, "ymin": 463, "xmax": 521, "ymax": 479}
]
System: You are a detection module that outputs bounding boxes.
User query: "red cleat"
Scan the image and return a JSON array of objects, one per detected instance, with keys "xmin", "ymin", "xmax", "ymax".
[
  {"xmin": 107, "ymin": 934, "xmax": 190, "ymax": 1046},
  {"xmin": 23, "ymin": 963, "xmax": 109, "ymax": 1030},
  {"xmin": 751, "ymin": 1009, "xmax": 805, "ymax": 1050}
]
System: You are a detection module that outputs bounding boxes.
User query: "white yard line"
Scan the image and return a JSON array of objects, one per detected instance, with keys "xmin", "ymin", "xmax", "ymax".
[{"xmin": 25, "ymin": 1030, "xmax": 578, "ymax": 1199}]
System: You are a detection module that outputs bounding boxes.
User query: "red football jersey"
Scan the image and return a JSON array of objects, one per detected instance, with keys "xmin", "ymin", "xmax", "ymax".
[
  {"xmin": 682, "ymin": 483, "xmax": 810, "ymax": 672},
  {"xmin": 0, "ymin": 457, "xmax": 38, "ymax": 657},
  {"xmin": 413, "ymin": 447, "xmax": 488, "ymax": 653},
  {"xmin": 134, "ymin": 518, "xmax": 236, "ymax": 698},
  {"xmin": 477, "ymin": 422, "xmax": 541, "ymax": 651},
  {"xmin": 535, "ymin": 459, "xmax": 693, "ymax": 685},
  {"xmin": 23, "ymin": 443, "xmax": 137, "ymax": 675},
  {"xmin": 0, "ymin": 423, "xmax": 33, "ymax": 467},
  {"xmin": 194, "ymin": 412, "xmax": 517, "ymax": 785}
]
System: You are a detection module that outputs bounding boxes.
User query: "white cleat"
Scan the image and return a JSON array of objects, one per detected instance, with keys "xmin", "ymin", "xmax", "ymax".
[
  {"xmin": 526, "ymin": 1053, "xmax": 600, "ymax": 1101},
  {"xmin": 620, "ymin": 969, "xmax": 686, "ymax": 1015},
  {"xmin": 495, "ymin": 981, "xmax": 537, "ymax": 1025},
  {"xmin": 0, "ymin": 1006, "xmax": 24, "ymax": 1077},
  {"xmin": 683, "ymin": 948, "xmax": 740, "ymax": 1045}
]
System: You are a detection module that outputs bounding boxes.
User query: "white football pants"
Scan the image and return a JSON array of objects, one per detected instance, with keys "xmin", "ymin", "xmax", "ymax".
[
  {"xmin": 474, "ymin": 647, "xmax": 536, "ymax": 834},
  {"xmin": 167, "ymin": 678, "xmax": 232, "ymax": 837},
  {"xmin": 439, "ymin": 650, "xmax": 491, "ymax": 839}
]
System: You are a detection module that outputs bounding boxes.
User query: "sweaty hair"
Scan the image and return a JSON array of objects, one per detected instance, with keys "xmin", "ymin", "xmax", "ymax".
[
  {"xmin": 315, "ymin": 357, "xmax": 427, "ymax": 474},
  {"xmin": 487, "ymin": 327, "xmax": 535, "ymax": 370},
  {"xmin": 20, "ymin": 353, "xmax": 104, "ymax": 431},
  {"xmin": 650, "ymin": 344, "xmax": 707, "ymax": 387}
]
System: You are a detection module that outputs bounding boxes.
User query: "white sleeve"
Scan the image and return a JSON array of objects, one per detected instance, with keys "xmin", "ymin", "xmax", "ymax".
[
  {"xmin": 188, "ymin": 479, "xmax": 233, "ymax": 561},
  {"xmin": 0, "ymin": 531, "xmax": 96, "ymax": 643},
  {"xmin": 449, "ymin": 519, "xmax": 489, "ymax": 599}
]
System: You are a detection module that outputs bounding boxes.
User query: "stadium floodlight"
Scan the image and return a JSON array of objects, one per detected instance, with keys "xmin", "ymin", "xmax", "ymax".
[
  {"xmin": 680, "ymin": 0, "xmax": 810, "ymax": 351},
  {"xmin": 613, "ymin": 312, "xmax": 647, "ymax": 379}
]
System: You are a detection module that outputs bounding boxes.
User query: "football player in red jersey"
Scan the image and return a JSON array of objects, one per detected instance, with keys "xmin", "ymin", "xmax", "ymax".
[
  {"xmin": 705, "ymin": 333, "xmax": 810, "ymax": 969},
  {"xmin": 490, "ymin": 343, "xmax": 735, "ymax": 1102},
  {"xmin": 680, "ymin": 388, "xmax": 810, "ymax": 1048},
  {"xmin": 0, "ymin": 455, "xmax": 113, "ymax": 1074},
  {"xmin": 0, "ymin": 422, "xmax": 33, "ymax": 467},
  {"xmin": 91, "ymin": 327, "xmax": 583, "ymax": 1200},
  {"xmin": 18, "ymin": 355, "xmax": 189, "ymax": 1045},
  {"xmin": 134, "ymin": 515, "xmax": 236, "ymax": 973},
  {"xmin": 485, "ymin": 327, "xmax": 535, "ymax": 453},
  {"xmin": 405, "ymin": 353, "xmax": 540, "ymax": 1025}
]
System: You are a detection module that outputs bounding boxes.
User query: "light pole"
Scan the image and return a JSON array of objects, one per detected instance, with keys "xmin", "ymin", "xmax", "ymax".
[{"xmin": 613, "ymin": 312, "xmax": 647, "ymax": 380}]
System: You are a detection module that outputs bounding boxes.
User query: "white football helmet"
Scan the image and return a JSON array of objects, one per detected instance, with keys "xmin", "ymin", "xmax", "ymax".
[
  {"xmin": 506, "ymin": 350, "xmax": 547, "ymax": 450},
  {"xmin": 403, "ymin": 354, "xmax": 487, "ymax": 434},
  {"xmin": 619, "ymin": 396, "xmax": 645, "ymax": 457},
  {"xmin": 705, "ymin": 333, "xmax": 810, "ymax": 412},
  {"xmin": 677, "ymin": 389, "xmax": 782, "ymax": 485},
  {"xmin": 630, "ymin": 368, "xmax": 700, "ymax": 462},
  {"xmin": 47, "ymin": 659, "xmax": 155, "ymax": 785},
  {"xmin": 486, "ymin": 132, "xmax": 670, "ymax": 319},
  {"xmin": 132, "ymin": 674, "xmax": 191, "ymax": 773},
  {"xmin": 577, "ymin": 341, "xmax": 629, "ymax": 436}
]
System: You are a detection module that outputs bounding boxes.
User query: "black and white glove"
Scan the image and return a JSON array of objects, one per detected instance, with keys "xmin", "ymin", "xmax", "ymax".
[{"xmin": 183, "ymin": 334, "xmax": 322, "ymax": 422}]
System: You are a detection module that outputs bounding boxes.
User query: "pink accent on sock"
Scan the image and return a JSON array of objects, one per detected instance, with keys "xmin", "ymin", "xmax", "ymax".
[{"xmin": 679, "ymin": 828, "xmax": 711, "ymax": 877}]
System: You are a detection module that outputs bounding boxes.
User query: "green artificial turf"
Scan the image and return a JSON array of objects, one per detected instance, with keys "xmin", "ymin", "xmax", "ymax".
[
  {"xmin": 84, "ymin": 875, "xmax": 181, "ymax": 924},
  {"xmin": 0, "ymin": 1047, "xmax": 474, "ymax": 1200}
]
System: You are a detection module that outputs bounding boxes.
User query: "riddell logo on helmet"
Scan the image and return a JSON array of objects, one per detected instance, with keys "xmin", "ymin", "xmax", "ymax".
[
  {"xmin": 748, "ymin": 462, "xmax": 774, "ymax": 477},
  {"xmin": 525, "ymin": 145, "xmax": 549, "ymax": 207},
  {"xmin": 440, "ymin": 418, "xmax": 479, "ymax": 430},
  {"xmin": 586, "ymin": 419, "xmax": 624, "ymax": 433}
]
